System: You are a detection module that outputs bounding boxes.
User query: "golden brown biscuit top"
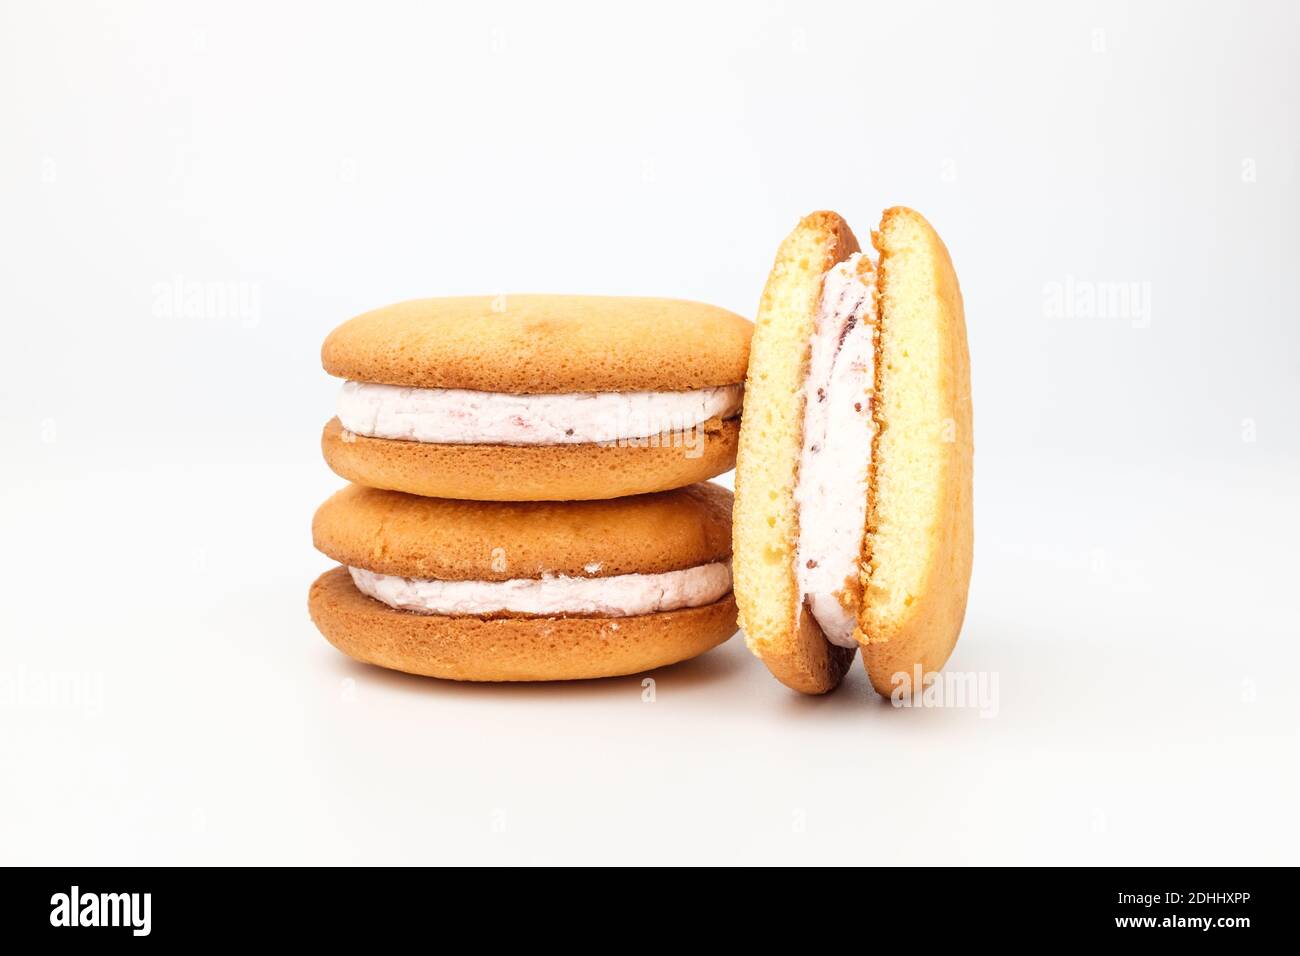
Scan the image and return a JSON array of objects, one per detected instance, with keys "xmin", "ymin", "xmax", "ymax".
[
  {"xmin": 312, "ymin": 482, "xmax": 733, "ymax": 581},
  {"xmin": 321, "ymin": 295, "xmax": 753, "ymax": 393}
]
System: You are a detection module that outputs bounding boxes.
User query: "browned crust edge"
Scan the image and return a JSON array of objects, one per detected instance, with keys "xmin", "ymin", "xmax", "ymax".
[
  {"xmin": 320, "ymin": 295, "xmax": 753, "ymax": 393},
  {"xmin": 312, "ymin": 482, "xmax": 734, "ymax": 581},
  {"xmin": 321, "ymin": 416, "xmax": 740, "ymax": 501},
  {"xmin": 308, "ymin": 566, "xmax": 739, "ymax": 681}
]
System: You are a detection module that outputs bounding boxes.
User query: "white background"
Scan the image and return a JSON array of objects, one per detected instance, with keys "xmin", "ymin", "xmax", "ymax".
[{"xmin": 2, "ymin": 0, "xmax": 1297, "ymax": 865}]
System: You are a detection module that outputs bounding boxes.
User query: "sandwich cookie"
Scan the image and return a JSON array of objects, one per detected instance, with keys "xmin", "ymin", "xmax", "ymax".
[
  {"xmin": 309, "ymin": 482, "xmax": 738, "ymax": 681},
  {"xmin": 733, "ymin": 208, "xmax": 973, "ymax": 695},
  {"xmin": 320, "ymin": 295, "xmax": 753, "ymax": 500}
]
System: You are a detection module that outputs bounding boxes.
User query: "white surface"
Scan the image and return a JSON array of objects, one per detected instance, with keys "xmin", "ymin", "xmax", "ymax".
[
  {"xmin": 348, "ymin": 562, "xmax": 732, "ymax": 617},
  {"xmin": 336, "ymin": 380, "xmax": 743, "ymax": 444},
  {"xmin": 1, "ymin": 0, "xmax": 1298, "ymax": 865}
]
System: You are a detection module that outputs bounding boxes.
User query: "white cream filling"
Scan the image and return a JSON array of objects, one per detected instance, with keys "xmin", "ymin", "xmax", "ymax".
[
  {"xmin": 336, "ymin": 382, "xmax": 743, "ymax": 445},
  {"xmin": 793, "ymin": 252, "xmax": 879, "ymax": 649},
  {"xmin": 349, "ymin": 561, "xmax": 733, "ymax": 617}
]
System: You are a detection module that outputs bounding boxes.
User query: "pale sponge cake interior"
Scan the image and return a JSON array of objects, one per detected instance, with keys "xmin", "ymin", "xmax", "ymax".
[
  {"xmin": 732, "ymin": 212, "xmax": 861, "ymax": 694},
  {"xmin": 860, "ymin": 208, "xmax": 973, "ymax": 693}
]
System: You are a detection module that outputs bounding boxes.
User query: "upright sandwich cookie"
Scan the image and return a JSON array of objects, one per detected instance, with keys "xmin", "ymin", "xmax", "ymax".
[
  {"xmin": 309, "ymin": 482, "xmax": 738, "ymax": 681},
  {"xmin": 321, "ymin": 296, "xmax": 752, "ymax": 501},
  {"xmin": 733, "ymin": 208, "xmax": 973, "ymax": 695}
]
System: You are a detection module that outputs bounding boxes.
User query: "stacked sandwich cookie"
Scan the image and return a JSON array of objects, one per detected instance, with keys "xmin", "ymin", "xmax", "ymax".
[
  {"xmin": 310, "ymin": 485, "xmax": 737, "ymax": 681},
  {"xmin": 309, "ymin": 295, "xmax": 753, "ymax": 681},
  {"xmin": 319, "ymin": 295, "xmax": 750, "ymax": 501}
]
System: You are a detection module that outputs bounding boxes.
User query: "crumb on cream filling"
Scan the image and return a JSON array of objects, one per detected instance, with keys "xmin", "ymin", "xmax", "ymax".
[
  {"xmin": 336, "ymin": 382, "xmax": 743, "ymax": 445},
  {"xmin": 793, "ymin": 252, "xmax": 879, "ymax": 649},
  {"xmin": 349, "ymin": 561, "xmax": 733, "ymax": 617}
]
